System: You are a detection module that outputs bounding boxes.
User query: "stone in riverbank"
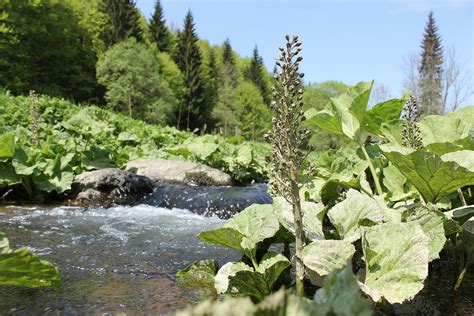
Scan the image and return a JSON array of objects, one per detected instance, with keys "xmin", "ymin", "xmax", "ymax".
[
  {"xmin": 125, "ymin": 158, "xmax": 232, "ymax": 186},
  {"xmin": 70, "ymin": 168, "xmax": 153, "ymax": 206}
]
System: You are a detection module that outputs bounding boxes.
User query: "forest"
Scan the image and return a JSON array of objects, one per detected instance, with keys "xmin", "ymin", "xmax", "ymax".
[{"xmin": 0, "ymin": 0, "xmax": 473, "ymax": 315}]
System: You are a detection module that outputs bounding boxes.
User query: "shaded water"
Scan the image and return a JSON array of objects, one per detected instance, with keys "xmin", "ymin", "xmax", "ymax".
[{"xmin": 0, "ymin": 205, "xmax": 239, "ymax": 314}]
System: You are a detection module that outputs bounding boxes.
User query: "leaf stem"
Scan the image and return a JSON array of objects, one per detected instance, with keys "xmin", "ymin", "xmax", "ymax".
[
  {"xmin": 458, "ymin": 188, "xmax": 467, "ymax": 206},
  {"xmin": 360, "ymin": 145, "xmax": 383, "ymax": 196}
]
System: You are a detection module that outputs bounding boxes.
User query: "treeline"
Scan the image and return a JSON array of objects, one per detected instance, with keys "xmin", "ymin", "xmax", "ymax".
[{"xmin": 0, "ymin": 0, "xmax": 277, "ymax": 140}]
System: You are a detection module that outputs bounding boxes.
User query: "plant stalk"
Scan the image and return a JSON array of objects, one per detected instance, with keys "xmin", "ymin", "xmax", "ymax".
[
  {"xmin": 360, "ymin": 144, "xmax": 383, "ymax": 196},
  {"xmin": 291, "ymin": 181, "xmax": 305, "ymax": 297},
  {"xmin": 458, "ymin": 188, "xmax": 467, "ymax": 206}
]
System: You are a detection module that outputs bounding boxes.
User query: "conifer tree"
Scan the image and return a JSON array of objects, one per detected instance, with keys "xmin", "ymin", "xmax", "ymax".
[
  {"xmin": 244, "ymin": 45, "xmax": 270, "ymax": 104},
  {"xmin": 418, "ymin": 11, "xmax": 443, "ymax": 116},
  {"xmin": 101, "ymin": 0, "xmax": 143, "ymax": 47},
  {"xmin": 149, "ymin": 0, "xmax": 171, "ymax": 52},
  {"xmin": 174, "ymin": 11, "xmax": 207, "ymax": 130},
  {"xmin": 221, "ymin": 38, "xmax": 237, "ymax": 87}
]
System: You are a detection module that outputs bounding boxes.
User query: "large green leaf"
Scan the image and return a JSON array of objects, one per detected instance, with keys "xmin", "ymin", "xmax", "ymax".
[
  {"xmin": 198, "ymin": 227, "xmax": 245, "ymax": 255},
  {"xmin": 327, "ymin": 189, "xmax": 390, "ymax": 242},
  {"xmin": 256, "ymin": 251, "xmax": 291, "ymax": 289},
  {"xmin": 176, "ymin": 259, "xmax": 217, "ymax": 284},
  {"xmin": 419, "ymin": 106, "xmax": 474, "ymax": 154},
  {"xmin": 257, "ymin": 288, "xmax": 319, "ymax": 316},
  {"xmin": 199, "ymin": 204, "xmax": 280, "ymax": 261},
  {"xmin": 382, "ymin": 162, "xmax": 416, "ymax": 202},
  {"xmin": 174, "ymin": 296, "xmax": 256, "ymax": 316},
  {"xmin": 273, "ymin": 197, "xmax": 326, "ymax": 241},
  {"xmin": 216, "ymin": 252, "xmax": 290, "ymax": 302},
  {"xmin": 225, "ymin": 204, "xmax": 280, "ymax": 259},
  {"xmin": 229, "ymin": 270, "xmax": 272, "ymax": 302},
  {"xmin": 0, "ymin": 132, "xmax": 15, "ymax": 159},
  {"xmin": 314, "ymin": 266, "xmax": 372, "ymax": 316},
  {"xmin": 379, "ymin": 144, "xmax": 474, "ymax": 203},
  {"xmin": 441, "ymin": 150, "xmax": 474, "ymax": 172},
  {"xmin": 361, "ymin": 222, "xmax": 429, "ymax": 304},
  {"xmin": 402, "ymin": 205, "xmax": 446, "ymax": 261},
  {"xmin": 302, "ymin": 240, "xmax": 355, "ymax": 276},
  {"xmin": 363, "ymin": 99, "xmax": 405, "ymax": 135},
  {"xmin": 445, "ymin": 205, "xmax": 474, "ymax": 225},
  {"xmin": 214, "ymin": 262, "xmax": 253, "ymax": 294},
  {"xmin": 305, "ymin": 108, "xmax": 344, "ymax": 136},
  {"xmin": 0, "ymin": 163, "xmax": 21, "ymax": 186},
  {"xmin": 34, "ymin": 171, "xmax": 75, "ymax": 193},
  {"xmin": 0, "ymin": 233, "xmax": 60, "ymax": 289}
]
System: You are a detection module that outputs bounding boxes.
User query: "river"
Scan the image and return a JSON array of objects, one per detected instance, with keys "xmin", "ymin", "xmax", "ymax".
[{"xmin": 0, "ymin": 204, "xmax": 239, "ymax": 314}]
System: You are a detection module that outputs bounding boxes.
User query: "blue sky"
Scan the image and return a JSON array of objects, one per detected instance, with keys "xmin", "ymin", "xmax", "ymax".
[{"xmin": 136, "ymin": 0, "xmax": 474, "ymax": 105}]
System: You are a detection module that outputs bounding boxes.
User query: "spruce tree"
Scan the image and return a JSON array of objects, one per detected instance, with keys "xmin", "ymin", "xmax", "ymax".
[
  {"xmin": 418, "ymin": 11, "xmax": 443, "ymax": 116},
  {"xmin": 101, "ymin": 0, "xmax": 143, "ymax": 47},
  {"xmin": 175, "ymin": 10, "xmax": 207, "ymax": 130},
  {"xmin": 244, "ymin": 45, "xmax": 270, "ymax": 104},
  {"xmin": 221, "ymin": 38, "xmax": 237, "ymax": 87},
  {"xmin": 149, "ymin": 0, "xmax": 171, "ymax": 52}
]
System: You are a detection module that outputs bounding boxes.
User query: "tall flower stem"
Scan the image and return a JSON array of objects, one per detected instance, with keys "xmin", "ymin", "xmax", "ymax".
[{"xmin": 267, "ymin": 35, "xmax": 310, "ymax": 297}]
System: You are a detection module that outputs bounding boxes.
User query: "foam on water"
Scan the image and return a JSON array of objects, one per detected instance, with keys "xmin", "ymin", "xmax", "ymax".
[{"xmin": 0, "ymin": 204, "xmax": 239, "ymax": 314}]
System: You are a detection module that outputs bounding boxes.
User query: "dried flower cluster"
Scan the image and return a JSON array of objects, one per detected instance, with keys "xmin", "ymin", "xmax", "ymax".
[
  {"xmin": 265, "ymin": 35, "xmax": 312, "ymax": 297},
  {"xmin": 402, "ymin": 96, "xmax": 423, "ymax": 149},
  {"xmin": 265, "ymin": 35, "xmax": 313, "ymax": 200},
  {"xmin": 28, "ymin": 90, "xmax": 40, "ymax": 146}
]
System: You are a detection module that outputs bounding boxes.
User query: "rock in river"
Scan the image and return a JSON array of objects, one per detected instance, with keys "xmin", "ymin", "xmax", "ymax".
[
  {"xmin": 70, "ymin": 168, "xmax": 153, "ymax": 206},
  {"xmin": 125, "ymin": 158, "xmax": 232, "ymax": 186}
]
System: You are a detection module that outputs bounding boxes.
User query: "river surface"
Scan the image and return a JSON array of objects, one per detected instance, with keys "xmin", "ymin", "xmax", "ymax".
[
  {"xmin": 0, "ymin": 204, "xmax": 239, "ymax": 314},
  {"xmin": 1, "ymin": 204, "xmax": 473, "ymax": 315}
]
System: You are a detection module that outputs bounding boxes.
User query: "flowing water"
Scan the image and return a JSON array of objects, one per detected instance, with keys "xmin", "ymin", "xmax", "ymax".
[
  {"xmin": 1, "ymin": 203, "xmax": 473, "ymax": 315},
  {"xmin": 0, "ymin": 204, "xmax": 239, "ymax": 314}
]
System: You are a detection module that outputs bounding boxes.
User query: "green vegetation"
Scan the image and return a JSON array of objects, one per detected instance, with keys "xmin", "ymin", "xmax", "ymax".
[
  {"xmin": 0, "ymin": 232, "xmax": 60, "ymax": 289},
  {"xmin": 0, "ymin": 91, "xmax": 269, "ymax": 200},
  {"xmin": 0, "ymin": 0, "xmax": 350, "ymax": 145},
  {"xmin": 179, "ymin": 36, "xmax": 474, "ymax": 314}
]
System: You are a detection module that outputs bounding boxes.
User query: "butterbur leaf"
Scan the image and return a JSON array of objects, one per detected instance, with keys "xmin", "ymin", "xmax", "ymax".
[
  {"xmin": 379, "ymin": 144, "xmax": 474, "ymax": 203},
  {"xmin": 214, "ymin": 262, "xmax": 253, "ymax": 294},
  {"xmin": 402, "ymin": 205, "xmax": 447, "ymax": 261},
  {"xmin": 302, "ymin": 240, "xmax": 355, "ymax": 276},
  {"xmin": 0, "ymin": 233, "xmax": 60, "ymax": 290},
  {"xmin": 176, "ymin": 259, "xmax": 218, "ymax": 284},
  {"xmin": 445, "ymin": 205, "xmax": 474, "ymax": 225},
  {"xmin": 362, "ymin": 222, "xmax": 429, "ymax": 304},
  {"xmin": 327, "ymin": 189, "xmax": 385, "ymax": 242},
  {"xmin": 199, "ymin": 204, "xmax": 279, "ymax": 262},
  {"xmin": 257, "ymin": 288, "xmax": 318, "ymax": 316},
  {"xmin": 198, "ymin": 227, "xmax": 246, "ymax": 255},
  {"xmin": 419, "ymin": 107, "xmax": 474, "ymax": 154},
  {"xmin": 0, "ymin": 132, "xmax": 15, "ymax": 159},
  {"xmin": 225, "ymin": 204, "xmax": 280, "ymax": 259},
  {"xmin": 363, "ymin": 98, "xmax": 405, "ymax": 135},
  {"xmin": 228, "ymin": 270, "xmax": 270, "ymax": 302},
  {"xmin": 314, "ymin": 266, "xmax": 372, "ymax": 316},
  {"xmin": 256, "ymin": 251, "xmax": 291, "ymax": 290},
  {"xmin": 235, "ymin": 145, "xmax": 253, "ymax": 166},
  {"xmin": 441, "ymin": 150, "xmax": 474, "ymax": 172},
  {"xmin": 0, "ymin": 163, "xmax": 21, "ymax": 186},
  {"xmin": 174, "ymin": 296, "xmax": 256, "ymax": 316},
  {"xmin": 382, "ymin": 162, "xmax": 416, "ymax": 202},
  {"xmin": 305, "ymin": 108, "xmax": 344, "ymax": 136},
  {"xmin": 273, "ymin": 197, "xmax": 326, "ymax": 241}
]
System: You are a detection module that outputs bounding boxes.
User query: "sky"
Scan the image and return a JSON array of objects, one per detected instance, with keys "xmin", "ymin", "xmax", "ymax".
[{"xmin": 136, "ymin": 0, "xmax": 474, "ymax": 105}]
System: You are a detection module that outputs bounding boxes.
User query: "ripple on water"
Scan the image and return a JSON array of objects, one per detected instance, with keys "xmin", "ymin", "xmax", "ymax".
[{"xmin": 0, "ymin": 204, "xmax": 239, "ymax": 314}]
